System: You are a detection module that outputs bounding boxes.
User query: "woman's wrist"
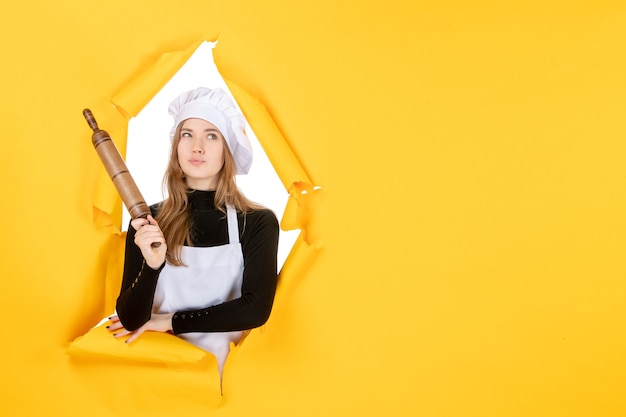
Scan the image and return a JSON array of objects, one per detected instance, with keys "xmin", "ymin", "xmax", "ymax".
[{"xmin": 146, "ymin": 260, "xmax": 164, "ymax": 270}]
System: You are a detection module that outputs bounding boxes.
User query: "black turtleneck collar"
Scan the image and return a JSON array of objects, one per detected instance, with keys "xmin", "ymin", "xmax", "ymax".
[{"xmin": 187, "ymin": 189, "xmax": 217, "ymax": 211}]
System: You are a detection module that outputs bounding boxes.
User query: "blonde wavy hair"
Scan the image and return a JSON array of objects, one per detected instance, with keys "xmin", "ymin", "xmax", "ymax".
[{"xmin": 156, "ymin": 121, "xmax": 262, "ymax": 266}]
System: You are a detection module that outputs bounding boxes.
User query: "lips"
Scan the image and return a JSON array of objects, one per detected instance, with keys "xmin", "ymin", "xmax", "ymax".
[{"xmin": 189, "ymin": 158, "xmax": 205, "ymax": 165}]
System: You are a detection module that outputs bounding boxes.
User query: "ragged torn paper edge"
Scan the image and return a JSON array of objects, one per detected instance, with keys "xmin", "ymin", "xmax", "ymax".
[
  {"xmin": 91, "ymin": 39, "xmax": 206, "ymax": 234},
  {"xmin": 110, "ymin": 38, "xmax": 323, "ymax": 302},
  {"xmin": 82, "ymin": 38, "xmax": 321, "ymax": 368},
  {"xmin": 68, "ymin": 320, "xmax": 209, "ymax": 367},
  {"xmin": 223, "ymin": 79, "xmax": 323, "ymax": 300}
]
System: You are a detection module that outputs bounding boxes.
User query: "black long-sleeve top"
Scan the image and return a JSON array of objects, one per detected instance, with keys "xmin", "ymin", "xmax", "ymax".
[{"xmin": 115, "ymin": 189, "xmax": 279, "ymax": 334}]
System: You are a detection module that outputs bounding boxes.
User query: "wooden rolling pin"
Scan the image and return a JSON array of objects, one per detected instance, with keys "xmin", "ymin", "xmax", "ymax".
[{"xmin": 83, "ymin": 109, "xmax": 160, "ymax": 247}]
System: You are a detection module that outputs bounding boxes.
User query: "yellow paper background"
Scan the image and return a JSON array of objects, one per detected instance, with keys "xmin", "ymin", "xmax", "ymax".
[{"xmin": 2, "ymin": 1, "xmax": 626, "ymax": 416}]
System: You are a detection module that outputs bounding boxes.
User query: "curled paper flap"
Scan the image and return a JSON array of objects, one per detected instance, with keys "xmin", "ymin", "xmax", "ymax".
[
  {"xmin": 112, "ymin": 40, "xmax": 206, "ymax": 118},
  {"xmin": 224, "ymin": 80, "xmax": 323, "ymax": 237},
  {"xmin": 67, "ymin": 322, "xmax": 208, "ymax": 366},
  {"xmin": 224, "ymin": 80, "xmax": 313, "ymax": 190}
]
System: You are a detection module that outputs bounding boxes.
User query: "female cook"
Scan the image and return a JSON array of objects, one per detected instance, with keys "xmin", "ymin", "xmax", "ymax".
[{"xmin": 107, "ymin": 87, "xmax": 279, "ymax": 374}]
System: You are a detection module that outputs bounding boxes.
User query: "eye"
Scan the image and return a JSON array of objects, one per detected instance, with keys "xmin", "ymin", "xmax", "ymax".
[
  {"xmin": 207, "ymin": 133, "xmax": 218, "ymax": 140},
  {"xmin": 181, "ymin": 132, "xmax": 192, "ymax": 138}
]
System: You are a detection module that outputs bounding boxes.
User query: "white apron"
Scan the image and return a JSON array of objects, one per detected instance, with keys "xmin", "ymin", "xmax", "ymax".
[{"xmin": 152, "ymin": 205, "xmax": 244, "ymax": 374}]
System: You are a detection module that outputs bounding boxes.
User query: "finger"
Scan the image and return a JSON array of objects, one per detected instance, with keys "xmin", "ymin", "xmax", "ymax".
[
  {"xmin": 147, "ymin": 215, "xmax": 159, "ymax": 227},
  {"xmin": 135, "ymin": 230, "xmax": 165, "ymax": 248},
  {"xmin": 134, "ymin": 225, "xmax": 164, "ymax": 239},
  {"xmin": 136, "ymin": 238, "xmax": 166, "ymax": 252},
  {"xmin": 112, "ymin": 329, "xmax": 131, "ymax": 338},
  {"xmin": 131, "ymin": 218, "xmax": 149, "ymax": 231},
  {"xmin": 125, "ymin": 327, "xmax": 146, "ymax": 344},
  {"xmin": 106, "ymin": 321, "xmax": 124, "ymax": 332},
  {"xmin": 136, "ymin": 228, "xmax": 164, "ymax": 239}
]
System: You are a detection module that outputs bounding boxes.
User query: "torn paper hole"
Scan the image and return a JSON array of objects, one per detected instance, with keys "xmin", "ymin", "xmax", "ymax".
[
  {"xmin": 123, "ymin": 41, "xmax": 299, "ymax": 271},
  {"xmin": 72, "ymin": 40, "xmax": 322, "ymax": 386}
]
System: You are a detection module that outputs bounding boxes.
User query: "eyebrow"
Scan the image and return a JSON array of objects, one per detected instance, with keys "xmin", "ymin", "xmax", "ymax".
[{"xmin": 180, "ymin": 127, "xmax": 220, "ymax": 132}]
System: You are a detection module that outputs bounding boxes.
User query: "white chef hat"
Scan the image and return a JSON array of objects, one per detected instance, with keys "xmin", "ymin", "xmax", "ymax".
[{"xmin": 168, "ymin": 87, "xmax": 253, "ymax": 175}]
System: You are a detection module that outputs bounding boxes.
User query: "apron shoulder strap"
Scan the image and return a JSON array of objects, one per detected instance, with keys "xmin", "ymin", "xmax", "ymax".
[{"xmin": 226, "ymin": 204, "xmax": 240, "ymax": 244}]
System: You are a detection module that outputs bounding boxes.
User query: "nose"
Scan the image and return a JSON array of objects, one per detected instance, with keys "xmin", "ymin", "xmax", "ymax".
[{"xmin": 191, "ymin": 137, "xmax": 204, "ymax": 153}]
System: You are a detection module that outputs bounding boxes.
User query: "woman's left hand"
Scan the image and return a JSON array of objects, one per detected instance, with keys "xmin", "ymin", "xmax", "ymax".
[{"xmin": 107, "ymin": 314, "xmax": 174, "ymax": 344}]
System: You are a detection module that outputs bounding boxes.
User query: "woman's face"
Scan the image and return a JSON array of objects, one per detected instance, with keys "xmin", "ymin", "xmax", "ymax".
[{"xmin": 177, "ymin": 118, "xmax": 225, "ymax": 190}]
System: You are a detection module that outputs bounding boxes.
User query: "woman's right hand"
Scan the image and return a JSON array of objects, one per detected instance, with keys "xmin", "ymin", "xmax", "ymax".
[{"xmin": 131, "ymin": 214, "xmax": 167, "ymax": 269}]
